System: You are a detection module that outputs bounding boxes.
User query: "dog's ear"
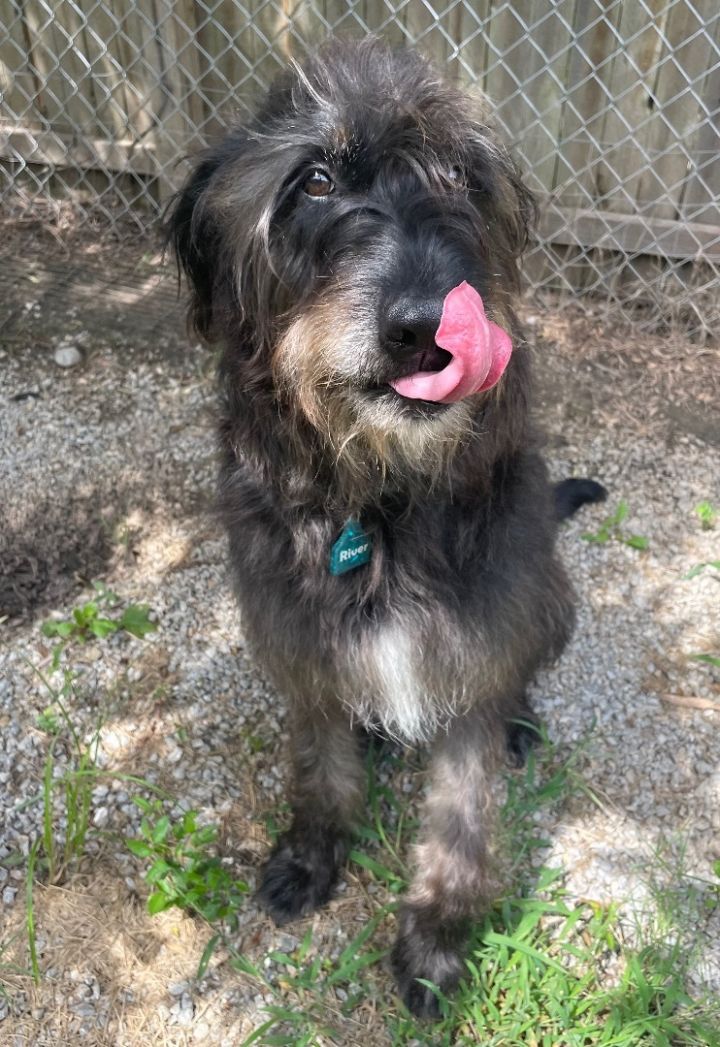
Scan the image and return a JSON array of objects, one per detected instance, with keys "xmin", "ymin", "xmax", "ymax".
[
  {"xmin": 165, "ymin": 154, "xmax": 222, "ymax": 339},
  {"xmin": 493, "ymin": 155, "xmax": 536, "ymax": 259},
  {"xmin": 466, "ymin": 129, "xmax": 537, "ymax": 273}
]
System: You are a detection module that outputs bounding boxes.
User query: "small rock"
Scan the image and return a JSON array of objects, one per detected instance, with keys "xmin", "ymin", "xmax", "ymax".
[
  {"xmin": 93, "ymin": 806, "xmax": 109, "ymax": 828},
  {"xmin": 2, "ymin": 886, "xmax": 17, "ymax": 906},
  {"xmin": 70, "ymin": 1002, "xmax": 96, "ymax": 1017},
  {"xmin": 168, "ymin": 980, "xmax": 189, "ymax": 997},
  {"xmin": 53, "ymin": 345, "xmax": 83, "ymax": 368}
]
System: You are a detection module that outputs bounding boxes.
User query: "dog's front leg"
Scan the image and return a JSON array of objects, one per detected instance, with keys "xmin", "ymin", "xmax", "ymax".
[
  {"xmin": 258, "ymin": 704, "xmax": 365, "ymax": 924},
  {"xmin": 392, "ymin": 711, "xmax": 497, "ymax": 1017}
]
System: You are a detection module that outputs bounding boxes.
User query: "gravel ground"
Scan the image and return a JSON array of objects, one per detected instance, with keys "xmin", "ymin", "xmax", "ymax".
[{"xmin": 1, "ymin": 233, "xmax": 719, "ymax": 1044}]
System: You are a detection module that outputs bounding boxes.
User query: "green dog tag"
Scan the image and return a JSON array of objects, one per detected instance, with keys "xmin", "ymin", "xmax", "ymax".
[{"xmin": 329, "ymin": 519, "xmax": 373, "ymax": 576}]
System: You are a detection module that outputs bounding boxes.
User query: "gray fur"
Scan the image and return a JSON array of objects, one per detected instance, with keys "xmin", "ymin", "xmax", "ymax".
[{"xmin": 168, "ymin": 37, "xmax": 583, "ymax": 1017}]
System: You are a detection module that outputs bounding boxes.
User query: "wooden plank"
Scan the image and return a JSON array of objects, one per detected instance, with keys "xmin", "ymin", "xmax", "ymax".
[
  {"xmin": 402, "ymin": 0, "xmax": 455, "ymax": 69},
  {"xmin": 485, "ymin": 0, "xmax": 574, "ymax": 195},
  {"xmin": 594, "ymin": 0, "xmax": 668, "ymax": 214},
  {"xmin": 0, "ymin": 0, "xmax": 37, "ymax": 121},
  {"xmin": 550, "ymin": 0, "xmax": 644, "ymax": 293},
  {"xmin": 680, "ymin": 45, "xmax": 720, "ymax": 226},
  {"xmin": 196, "ymin": 0, "xmax": 278, "ymax": 135},
  {"xmin": 229, "ymin": 0, "xmax": 302, "ymax": 98},
  {"xmin": 75, "ymin": 0, "xmax": 137, "ymax": 143},
  {"xmin": 22, "ymin": 0, "xmax": 97, "ymax": 136},
  {"xmin": 107, "ymin": 0, "xmax": 168, "ymax": 142},
  {"xmin": 358, "ymin": 0, "xmax": 406, "ymax": 48},
  {"xmin": 445, "ymin": 0, "xmax": 492, "ymax": 90},
  {"xmin": 537, "ymin": 203, "xmax": 720, "ymax": 262},
  {"xmin": 553, "ymin": 0, "xmax": 624, "ymax": 209},
  {"xmin": 396, "ymin": 0, "xmax": 488, "ymax": 79},
  {"xmin": 170, "ymin": 0, "xmax": 211, "ymax": 147},
  {"xmin": 1, "ymin": 121, "xmax": 161, "ymax": 176},
  {"xmin": 90, "ymin": 0, "xmax": 191, "ymax": 197},
  {"xmin": 54, "ymin": 0, "xmax": 100, "ymax": 134},
  {"xmin": 17, "ymin": 0, "xmax": 56, "ymax": 123},
  {"xmin": 151, "ymin": 0, "xmax": 208, "ymax": 190},
  {"xmin": 634, "ymin": 0, "xmax": 719, "ymax": 219},
  {"xmin": 12, "ymin": 112, "xmax": 716, "ymax": 264}
]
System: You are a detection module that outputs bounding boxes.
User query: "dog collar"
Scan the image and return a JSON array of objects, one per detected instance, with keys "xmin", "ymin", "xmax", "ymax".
[{"xmin": 329, "ymin": 519, "xmax": 373, "ymax": 575}]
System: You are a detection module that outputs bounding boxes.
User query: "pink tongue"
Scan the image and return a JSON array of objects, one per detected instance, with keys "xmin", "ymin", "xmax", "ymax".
[{"xmin": 389, "ymin": 282, "xmax": 512, "ymax": 404}]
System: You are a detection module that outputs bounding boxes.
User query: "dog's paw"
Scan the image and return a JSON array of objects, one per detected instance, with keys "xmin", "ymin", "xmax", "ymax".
[
  {"xmin": 505, "ymin": 714, "xmax": 541, "ymax": 768},
  {"xmin": 391, "ymin": 908, "xmax": 465, "ymax": 1018},
  {"xmin": 257, "ymin": 829, "xmax": 344, "ymax": 925}
]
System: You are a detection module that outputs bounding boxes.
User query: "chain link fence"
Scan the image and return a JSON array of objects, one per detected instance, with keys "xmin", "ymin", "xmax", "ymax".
[{"xmin": 1, "ymin": 0, "xmax": 719, "ymax": 336}]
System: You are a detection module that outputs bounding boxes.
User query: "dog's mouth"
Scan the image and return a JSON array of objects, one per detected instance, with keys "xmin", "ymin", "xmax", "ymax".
[
  {"xmin": 389, "ymin": 283, "xmax": 513, "ymax": 405},
  {"xmin": 361, "ymin": 283, "xmax": 513, "ymax": 413},
  {"xmin": 412, "ymin": 345, "xmax": 454, "ymax": 375},
  {"xmin": 383, "ymin": 345, "xmax": 454, "ymax": 410},
  {"xmin": 364, "ymin": 347, "xmax": 452, "ymax": 405}
]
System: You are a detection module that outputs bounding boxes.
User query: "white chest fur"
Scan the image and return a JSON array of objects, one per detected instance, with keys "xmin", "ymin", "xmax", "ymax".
[{"xmin": 348, "ymin": 620, "xmax": 467, "ymax": 743}]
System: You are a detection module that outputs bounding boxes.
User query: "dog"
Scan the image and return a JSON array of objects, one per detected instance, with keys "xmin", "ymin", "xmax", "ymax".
[{"xmin": 168, "ymin": 37, "xmax": 605, "ymax": 1018}]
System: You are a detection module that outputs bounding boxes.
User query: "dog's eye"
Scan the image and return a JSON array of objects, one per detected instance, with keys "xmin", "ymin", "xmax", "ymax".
[
  {"xmin": 303, "ymin": 169, "xmax": 334, "ymax": 198},
  {"xmin": 448, "ymin": 164, "xmax": 465, "ymax": 185}
]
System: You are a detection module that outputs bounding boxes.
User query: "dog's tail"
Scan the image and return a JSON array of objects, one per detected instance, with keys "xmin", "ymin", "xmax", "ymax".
[{"xmin": 554, "ymin": 478, "xmax": 607, "ymax": 521}]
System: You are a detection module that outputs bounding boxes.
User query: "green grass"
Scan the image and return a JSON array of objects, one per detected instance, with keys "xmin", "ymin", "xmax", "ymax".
[
  {"xmin": 232, "ymin": 741, "xmax": 720, "ymax": 1046},
  {"xmin": 0, "ymin": 931, "xmax": 31, "ymax": 997},
  {"xmin": 695, "ymin": 501, "xmax": 717, "ymax": 531},
  {"xmin": 684, "ymin": 560, "xmax": 720, "ymax": 581},
  {"xmin": 126, "ymin": 798, "xmax": 250, "ymax": 975},
  {"xmin": 581, "ymin": 500, "xmax": 649, "ymax": 551},
  {"xmin": 27, "ymin": 660, "xmax": 102, "ymax": 886},
  {"xmin": 21, "ymin": 587, "xmax": 159, "ymax": 983},
  {"xmin": 41, "ymin": 580, "xmax": 155, "ymax": 670},
  {"xmin": 125, "ymin": 732, "xmax": 720, "ymax": 1044}
]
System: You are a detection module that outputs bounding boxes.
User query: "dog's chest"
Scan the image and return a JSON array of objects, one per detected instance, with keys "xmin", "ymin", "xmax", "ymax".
[
  {"xmin": 361, "ymin": 622, "xmax": 428, "ymax": 740},
  {"xmin": 345, "ymin": 611, "xmax": 480, "ymax": 743}
]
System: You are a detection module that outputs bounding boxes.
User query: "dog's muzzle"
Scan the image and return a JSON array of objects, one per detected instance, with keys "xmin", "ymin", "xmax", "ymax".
[{"xmin": 385, "ymin": 282, "xmax": 513, "ymax": 404}]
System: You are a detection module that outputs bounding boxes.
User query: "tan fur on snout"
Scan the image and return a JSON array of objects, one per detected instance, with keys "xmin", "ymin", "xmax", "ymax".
[{"xmin": 272, "ymin": 287, "xmax": 479, "ymax": 500}]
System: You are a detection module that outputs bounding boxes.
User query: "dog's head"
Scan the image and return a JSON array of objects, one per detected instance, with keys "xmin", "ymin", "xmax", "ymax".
[{"xmin": 168, "ymin": 38, "xmax": 534, "ymax": 478}]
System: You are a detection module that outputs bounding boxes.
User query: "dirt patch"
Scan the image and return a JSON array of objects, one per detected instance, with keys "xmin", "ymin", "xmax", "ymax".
[{"xmin": 2, "ymin": 866, "xmax": 220, "ymax": 1046}]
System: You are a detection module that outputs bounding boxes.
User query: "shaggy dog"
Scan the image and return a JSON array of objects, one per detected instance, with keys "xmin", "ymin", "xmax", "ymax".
[{"xmin": 168, "ymin": 38, "xmax": 605, "ymax": 1017}]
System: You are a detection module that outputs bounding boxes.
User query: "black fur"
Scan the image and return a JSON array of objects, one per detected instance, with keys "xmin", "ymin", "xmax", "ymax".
[
  {"xmin": 505, "ymin": 703, "xmax": 542, "ymax": 769},
  {"xmin": 167, "ymin": 38, "xmax": 604, "ymax": 1018},
  {"xmin": 392, "ymin": 904, "xmax": 467, "ymax": 1018},
  {"xmin": 554, "ymin": 478, "xmax": 608, "ymax": 521},
  {"xmin": 257, "ymin": 822, "xmax": 348, "ymax": 924}
]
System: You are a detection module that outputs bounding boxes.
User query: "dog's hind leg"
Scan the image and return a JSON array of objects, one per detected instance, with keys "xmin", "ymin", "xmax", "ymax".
[
  {"xmin": 504, "ymin": 694, "xmax": 541, "ymax": 768},
  {"xmin": 257, "ymin": 704, "xmax": 365, "ymax": 924},
  {"xmin": 391, "ymin": 711, "xmax": 499, "ymax": 1017}
]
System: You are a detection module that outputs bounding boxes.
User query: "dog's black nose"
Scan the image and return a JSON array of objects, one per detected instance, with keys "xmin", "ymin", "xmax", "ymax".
[{"xmin": 383, "ymin": 298, "xmax": 445, "ymax": 362}]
